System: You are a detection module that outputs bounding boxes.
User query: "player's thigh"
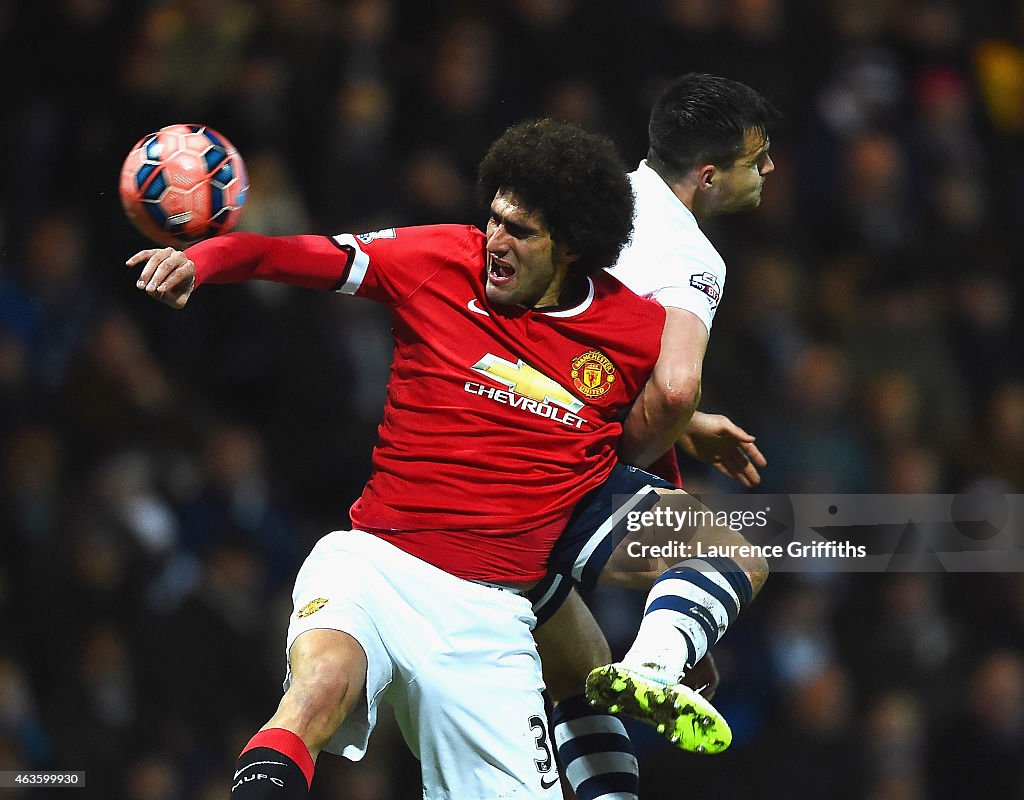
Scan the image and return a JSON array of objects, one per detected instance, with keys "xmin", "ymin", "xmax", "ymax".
[
  {"xmin": 282, "ymin": 531, "xmax": 398, "ymax": 760},
  {"xmin": 534, "ymin": 589, "xmax": 610, "ymax": 702},
  {"xmin": 544, "ymin": 464, "xmax": 673, "ymax": 597},
  {"xmin": 602, "ymin": 488, "xmax": 768, "ymax": 593},
  {"xmin": 399, "ymin": 589, "xmax": 560, "ymax": 799},
  {"xmin": 600, "ymin": 489, "xmax": 690, "ymax": 590}
]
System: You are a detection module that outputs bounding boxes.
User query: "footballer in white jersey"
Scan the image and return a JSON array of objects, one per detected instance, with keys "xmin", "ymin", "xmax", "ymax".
[
  {"xmin": 533, "ymin": 74, "xmax": 780, "ymax": 800},
  {"xmin": 609, "ymin": 159, "xmax": 726, "ymax": 336}
]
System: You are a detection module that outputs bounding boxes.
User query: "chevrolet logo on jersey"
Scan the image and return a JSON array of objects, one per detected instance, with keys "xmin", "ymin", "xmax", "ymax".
[
  {"xmin": 466, "ymin": 354, "xmax": 587, "ymax": 429},
  {"xmin": 471, "ymin": 354, "xmax": 584, "ymax": 412}
]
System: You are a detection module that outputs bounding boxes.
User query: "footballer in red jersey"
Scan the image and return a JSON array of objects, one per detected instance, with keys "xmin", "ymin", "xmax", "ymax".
[
  {"xmin": 341, "ymin": 225, "xmax": 663, "ymax": 581},
  {"xmin": 184, "ymin": 222, "xmax": 664, "ymax": 582},
  {"xmin": 127, "ymin": 120, "xmax": 662, "ymax": 800}
]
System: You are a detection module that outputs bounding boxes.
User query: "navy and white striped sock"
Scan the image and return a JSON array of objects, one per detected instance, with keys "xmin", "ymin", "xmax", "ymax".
[
  {"xmin": 552, "ymin": 694, "xmax": 638, "ymax": 800},
  {"xmin": 622, "ymin": 557, "xmax": 753, "ymax": 681}
]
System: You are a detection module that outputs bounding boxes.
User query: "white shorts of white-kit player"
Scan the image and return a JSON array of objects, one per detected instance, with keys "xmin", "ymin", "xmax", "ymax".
[{"xmin": 285, "ymin": 530, "xmax": 560, "ymax": 799}]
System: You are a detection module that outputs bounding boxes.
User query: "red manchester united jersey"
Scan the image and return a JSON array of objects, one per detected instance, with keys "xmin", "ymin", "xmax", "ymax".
[{"xmin": 188, "ymin": 226, "xmax": 665, "ymax": 581}]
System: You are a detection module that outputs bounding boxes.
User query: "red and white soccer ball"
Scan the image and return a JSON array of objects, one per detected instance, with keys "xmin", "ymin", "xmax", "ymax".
[{"xmin": 119, "ymin": 123, "xmax": 248, "ymax": 247}]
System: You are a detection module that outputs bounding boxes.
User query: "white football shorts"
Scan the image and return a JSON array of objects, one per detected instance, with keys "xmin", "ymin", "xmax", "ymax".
[{"xmin": 285, "ymin": 530, "xmax": 561, "ymax": 799}]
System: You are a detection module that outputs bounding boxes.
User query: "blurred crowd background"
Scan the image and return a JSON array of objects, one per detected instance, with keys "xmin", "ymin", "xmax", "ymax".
[{"xmin": 2, "ymin": 0, "xmax": 1024, "ymax": 797}]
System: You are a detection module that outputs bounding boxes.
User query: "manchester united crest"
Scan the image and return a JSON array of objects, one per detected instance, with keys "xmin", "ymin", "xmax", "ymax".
[
  {"xmin": 571, "ymin": 350, "xmax": 617, "ymax": 398},
  {"xmin": 296, "ymin": 597, "xmax": 329, "ymax": 618}
]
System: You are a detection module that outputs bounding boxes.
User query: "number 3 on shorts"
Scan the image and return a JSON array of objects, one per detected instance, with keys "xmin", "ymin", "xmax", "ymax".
[{"xmin": 529, "ymin": 713, "xmax": 559, "ymax": 791}]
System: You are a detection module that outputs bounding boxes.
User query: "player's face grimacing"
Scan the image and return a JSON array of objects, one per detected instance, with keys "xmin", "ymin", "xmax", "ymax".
[
  {"xmin": 484, "ymin": 191, "xmax": 573, "ymax": 309},
  {"xmin": 707, "ymin": 128, "xmax": 774, "ymax": 214}
]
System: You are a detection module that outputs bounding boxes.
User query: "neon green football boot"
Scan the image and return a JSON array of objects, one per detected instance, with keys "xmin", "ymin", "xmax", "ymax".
[{"xmin": 585, "ymin": 663, "xmax": 732, "ymax": 754}]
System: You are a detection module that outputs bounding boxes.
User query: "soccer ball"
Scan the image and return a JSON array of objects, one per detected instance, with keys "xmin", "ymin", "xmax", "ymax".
[{"xmin": 119, "ymin": 124, "xmax": 248, "ymax": 247}]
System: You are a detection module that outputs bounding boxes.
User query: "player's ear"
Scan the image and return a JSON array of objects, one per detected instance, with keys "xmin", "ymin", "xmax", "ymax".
[
  {"xmin": 697, "ymin": 164, "xmax": 715, "ymax": 189},
  {"xmin": 554, "ymin": 240, "xmax": 580, "ymax": 267}
]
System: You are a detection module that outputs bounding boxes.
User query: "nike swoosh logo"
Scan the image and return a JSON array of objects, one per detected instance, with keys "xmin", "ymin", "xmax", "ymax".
[
  {"xmin": 467, "ymin": 298, "xmax": 490, "ymax": 316},
  {"xmin": 540, "ymin": 775, "xmax": 559, "ymax": 790}
]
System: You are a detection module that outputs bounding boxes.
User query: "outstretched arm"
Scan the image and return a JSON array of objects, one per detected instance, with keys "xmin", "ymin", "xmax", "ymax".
[{"xmin": 125, "ymin": 233, "xmax": 352, "ymax": 309}]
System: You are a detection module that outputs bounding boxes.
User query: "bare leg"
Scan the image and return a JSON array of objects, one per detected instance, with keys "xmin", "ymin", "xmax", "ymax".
[
  {"xmin": 266, "ymin": 629, "xmax": 368, "ymax": 756},
  {"xmin": 230, "ymin": 629, "xmax": 368, "ymax": 798}
]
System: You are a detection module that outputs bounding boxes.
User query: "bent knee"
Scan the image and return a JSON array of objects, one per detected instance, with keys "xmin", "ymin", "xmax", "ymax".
[
  {"xmin": 697, "ymin": 527, "xmax": 770, "ymax": 600},
  {"xmin": 293, "ymin": 652, "xmax": 358, "ymax": 700},
  {"xmin": 291, "ymin": 630, "xmax": 366, "ymax": 697},
  {"xmin": 280, "ymin": 631, "xmax": 367, "ymax": 750},
  {"xmin": 714, "ymin": 532, "xmax": 769, "ymax": 598}
]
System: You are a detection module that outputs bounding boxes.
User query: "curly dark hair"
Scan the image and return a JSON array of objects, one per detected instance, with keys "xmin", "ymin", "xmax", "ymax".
[{"xmin": 477, "ymin": 119, "xmax": 634, "ymax": 276}]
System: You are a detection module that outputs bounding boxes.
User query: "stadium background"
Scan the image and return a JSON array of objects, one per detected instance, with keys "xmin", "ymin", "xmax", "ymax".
[{"xmin": 2, "ymin": 0, "xmax": 1023, "ymax": 797}]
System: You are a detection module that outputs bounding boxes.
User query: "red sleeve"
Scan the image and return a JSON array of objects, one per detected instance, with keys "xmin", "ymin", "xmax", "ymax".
[
  {"xmin": 338, "ymin": 225, "xmax": 482, "ymax": 305},
  {"xmin": 185, "ymin": 233, "xmax": 352, "ymax": 291}
]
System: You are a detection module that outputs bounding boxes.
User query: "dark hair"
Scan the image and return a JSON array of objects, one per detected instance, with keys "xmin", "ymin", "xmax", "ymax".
[
  {"xmin": 648, "ymin": 73, "xmax": 781, "ymax": 179},
  {"xmin": 477, "ymin": 119, "xmax": 634, "ymax": 276}
]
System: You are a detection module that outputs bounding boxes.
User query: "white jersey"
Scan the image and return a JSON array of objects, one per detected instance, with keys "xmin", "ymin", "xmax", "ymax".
[{"xmin": 608, "ymin": 160, "xmax": 725, "ymax": 333}]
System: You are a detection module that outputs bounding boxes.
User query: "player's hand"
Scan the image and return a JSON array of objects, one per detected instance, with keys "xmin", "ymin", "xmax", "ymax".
[
  {"xmin": 683, "ymin": 652, "xmax": 720, "ymax": 700},
  {"xmin": 677, "ymin": 411, "xmax": 766, "ymax": 488},
  {"xmin": 126, "ymin": 248, "xmax": 196, "ymax": 309}
]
